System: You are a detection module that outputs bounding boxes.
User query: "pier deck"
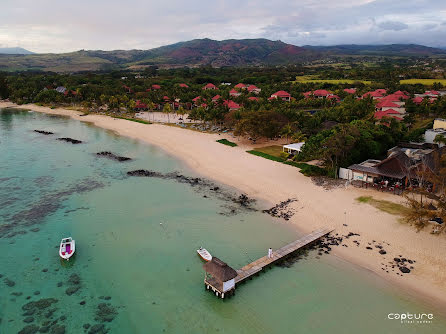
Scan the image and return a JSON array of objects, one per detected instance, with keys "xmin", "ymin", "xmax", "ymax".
[{"xmin": 235, "ymin": 228, "xmax": 332, "ymax": 284}]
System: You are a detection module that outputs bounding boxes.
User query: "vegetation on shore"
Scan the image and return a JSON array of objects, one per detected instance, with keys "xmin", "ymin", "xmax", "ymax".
[
  {"xmin": 356, "ymin": 196, "xmax": 408, "ymax": 216},
  {"xmin": 216, "ymin": 139, "xmax": 237, "ymax": 147}
]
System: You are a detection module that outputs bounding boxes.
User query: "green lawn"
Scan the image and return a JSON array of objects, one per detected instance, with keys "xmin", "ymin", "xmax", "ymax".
[
  {"xmin": 356, "ymin": 196, "xmax": 408, "ymax": 216},
  {"xmin": 216, "ymin": 139, "xmax": 238, "ymax": 147},
  {"xmin": 252, "ymin": 145, "xmax": 283, "ymax": 158},
  {"xmin": 400, "ymin": 79, "xmax": 446, "ymax": 85},
  {"xmin": 294, "ymin": 75, "xmax": 371, "ymax": 84},
  {"xmin": 113, "ymin": 116, "xmax": 151, "ymax": 124},
  {"xmin": 246, "ymin": 149, "xmax": 326, "ymax": 176}
]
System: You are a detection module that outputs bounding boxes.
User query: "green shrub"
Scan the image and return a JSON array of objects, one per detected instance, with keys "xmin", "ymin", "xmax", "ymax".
[
  {"xmin": 216, "ymin": 139, "xmax": 238, "ymax": 147},
  {"xmin": 247, "ymin": 150, "xmax": 285, "ymax": 162}
]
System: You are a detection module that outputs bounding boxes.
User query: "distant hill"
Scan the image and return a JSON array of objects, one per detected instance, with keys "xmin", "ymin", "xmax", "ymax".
[
  {"xmin": 304, "ymin": 44, "xmax": 446, "ymax": 57},
  {"xmin": 0, "ymin": 39, "xmax": 445, "ymax": 72},
  {"xmin": 0, "ymin": 47, "xmax": 33, "ymax": 55}
]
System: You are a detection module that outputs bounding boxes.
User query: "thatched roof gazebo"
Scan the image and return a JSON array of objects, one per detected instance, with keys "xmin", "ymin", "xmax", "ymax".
[{"xmin": 203, "ymin": 257, "xmax": 238, "ymax": 299}]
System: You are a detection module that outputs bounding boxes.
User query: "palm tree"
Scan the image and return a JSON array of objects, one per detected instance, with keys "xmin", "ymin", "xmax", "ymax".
[
  {"xmin": 280, "ymin": 123, "xmax": 293, "ymax": 144},
  {"xmin": 163, "ymin": 103, "xmax": 172, "ymax": 123},
  {"xmin": 434, "ymin": 134, "xmax": 446, "ymax": 146},
  {"xmin": 292, "ymin": 131, "xmax": 307, "ymax": 143}
]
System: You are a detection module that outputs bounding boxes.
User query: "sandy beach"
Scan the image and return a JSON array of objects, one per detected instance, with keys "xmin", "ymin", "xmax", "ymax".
[{"xmin": 3, "ymin": 101, "xmax": 446, "ymax": 312}]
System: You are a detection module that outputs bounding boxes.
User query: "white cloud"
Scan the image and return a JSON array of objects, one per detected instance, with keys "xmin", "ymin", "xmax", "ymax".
[{"xmin": 0, "ymin": 0, "xmax": 445, "ymax": 52}]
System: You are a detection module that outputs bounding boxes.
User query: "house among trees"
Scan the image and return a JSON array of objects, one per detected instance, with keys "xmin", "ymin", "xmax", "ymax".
[
  {"xmin": 229, "ymin": 89, "xmax": 241, "ymax": 97},
  {"xmin": 151, "ymin": 84, "xmax": 161, "ymax": 90},
  {"xmin": 270, "ymin": 91, "xmax": 291, "ymax": 101},
  {"xmin": 345, "ymin": 142, "xmax": 441, "ymax": 192},
  {"xmin": 203, "ymin": 83, "xmax": 218, "ymax": 90},
  {"xmin": 247, "ymin": 85, "xmax": 261, "ymax": 94},
  {"xmin": 134, "ymin": 100, "xmax": 148, "ymax": 111},
  {"xmin": 223, "ymin": 100, "xmax": 241, "ymax": 110},
  {"xmin": 203, "ymin": 257, "xmax": 238, "ymax": 299},
  {"xmin": 344, "ymin": 88, "xmax": 356, "ymax": 94},
  {"xmin": 234, "ymin": 83, "xmax": 246, "ymax": 89},
  {"xmin": 179, "ymin": 83, "xmax": 189, "ymax": 88}
]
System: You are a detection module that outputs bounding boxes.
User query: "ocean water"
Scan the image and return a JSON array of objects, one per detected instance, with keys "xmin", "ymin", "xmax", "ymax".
[{"xmin": 1, "ymin": 108, "xmax": 445, "ymax": 334}]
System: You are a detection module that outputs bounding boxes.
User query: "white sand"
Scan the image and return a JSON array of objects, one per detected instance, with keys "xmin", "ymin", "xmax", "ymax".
[{"xmin": 3, "ymin": 102, "xmax": 446, "ymax": 310}]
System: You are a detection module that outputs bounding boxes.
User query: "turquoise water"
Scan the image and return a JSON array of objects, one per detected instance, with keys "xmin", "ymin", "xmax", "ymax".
[{"xmin": 1, "ymin": 108, "xmax": 445, "ymax": 334}]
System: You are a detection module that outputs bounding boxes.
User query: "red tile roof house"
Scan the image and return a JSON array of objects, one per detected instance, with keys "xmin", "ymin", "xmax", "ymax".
[
  {"xmin": 270, "ymin": 91, "xmax": 291, "ymax": 101},
  {"xmin": 203, "ymin": 83, "xmax": 218, "ymax": 90},
  {"xmin": 151, "ymin": 84, "xmax": 161, "ymax": 90},
  {"xmin": 362, "ymin": 91, "xmax": 383, "ymax": 99},
  {"xmin": 344, "ymin": 88, "xmax": 356, "ymax": 94},
  {"xmin": 212, "ymin": 95, "xmax": 222, "ymax": 103},
  {"xmin": 375, "ymin": 100, "xmax": 405, "ymax": 114},
  {"xmin": 135, "ymin": 100, "xmax": 148, "ymax": 111},
  {"xmin": 247, "ymin": 85, "xmax": 261, "ymax": 94},
  {"xmin": 223, "ymin": 100, "xmax": 241, "ymax": 111},
  {"xmin": 179, "ymin": 83, "xmax": 189, "ymax": 88},
  {"xmin": 234, "ymin": 83, "xmax": 247, "ymax": 89},
  {"xmin": 303, "ymin": 91, "xmax": 313, "ymax": 99},
  {"xmin": 374, "ymin": 110, "xmax": 403, "ymax": 121},
  {"xmin": 248, "ymin": 96, "xmax": 259, "ymax": 101},
  {"xmin": 192, "ymin": 96, "xmax": 206, "ymax": 106},
  {"xmin": 229, "ymin": 89, "xmax": 241, "ymax": 97},
  {"xmin": 313, "ymin": 89, "xmax": 333, "ymax": 98}
]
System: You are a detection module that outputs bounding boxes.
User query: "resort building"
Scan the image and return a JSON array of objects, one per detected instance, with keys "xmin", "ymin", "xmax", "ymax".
[
  {"xmin": 203, "ymin": 257, "xmax": 238, "ymax": 299},
  {"xmin": 151, "ymin": 84, "xmax": 161, "ymax": 90},
  {"xmin": 425, "ymin": 128, "xmax": 446, "ymax": 146},
  {"xmin": 247, "ymin": 85, "xmax": 261, "ymax": 94},
  {"xmin": 234, "ymin": 83, "xmax": 247, "ymax": 89},
  {"xmin": 203, "ymin": 83, "xmax": 218, "ymax": 90},
  {"xmin": 434, "ymin": 119, "xmax": 446, "ymax": 130},
  {"xmin": 283, "ymin": 142, "xmax": 305, "ymax": 155},
  {"xmin": 229, "ymin": 89, "xmax": 241, "ymax": 97},
  {"xmin": 179, "ymin": 83, "xmax": 189, "ymax": 88},
  {"xmin": 344, "ymin": 88, "xmax": 356, "ymax": 94},
  {"xmin": 270, "ymin": 91, "xmax": 291, "ymax": 101}
]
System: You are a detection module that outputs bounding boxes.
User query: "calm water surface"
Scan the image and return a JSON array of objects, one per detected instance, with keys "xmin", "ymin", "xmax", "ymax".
[{"xmin": 1, "ymin": 108, "xmax": 445, "ymax": 333}]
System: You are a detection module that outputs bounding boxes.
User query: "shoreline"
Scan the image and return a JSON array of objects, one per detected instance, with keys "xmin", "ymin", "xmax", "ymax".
[{"xmin": 3, "ymin": 101, "xmax": 446, "ymax": 314}]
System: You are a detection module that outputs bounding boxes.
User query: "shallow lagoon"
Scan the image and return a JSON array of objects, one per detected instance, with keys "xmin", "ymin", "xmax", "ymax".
[{"xmin": 1, "ymin": 108, "xmax": 445, "ymax": 333}]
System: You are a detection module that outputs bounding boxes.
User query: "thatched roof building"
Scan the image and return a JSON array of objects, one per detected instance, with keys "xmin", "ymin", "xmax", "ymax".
[{"xmin": 203, "ymin": 257, "xmax": 237, "ymax": 282}]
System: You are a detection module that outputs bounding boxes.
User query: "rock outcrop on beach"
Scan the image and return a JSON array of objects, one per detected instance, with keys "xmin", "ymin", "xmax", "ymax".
[{"xmin": 263, "ymin": 198, "xmax": 297, "ymax": 220}]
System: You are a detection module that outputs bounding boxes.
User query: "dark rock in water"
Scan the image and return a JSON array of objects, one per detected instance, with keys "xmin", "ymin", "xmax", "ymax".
[
  {"xmin": 127, "ymin": 170, "xmax": 162, "ymax": 178},
  {"xmin": 65, "ymin": 286, "xmax": 80, "ymax": 296},
  {"xmin": 34, "ymin": 291, "xmax": 40, "ymax": 295},
  {"xmin": 262, "ymin": 198, "xmax": 297, "ymax": 220},
  {"xmin": 88, "ymin": 324, "xmax": 105, "ymax": 334},
  {"xmin": 44, "ymin": 308, "xmax": 57, "ymax": 319},
  {"xmin": 23, "ymin": 317, "xmax": 34, "ymax": 323},
  {"xmin": 4, "ymin": 278, "xmax": 15, "ymax": 287},
  {"xmin": 34, "ymin": 130, "xmax": 54, "ymax": 135},
  {"xmin": 30, "ymin": 228, "xmax": 40, "ymax": 232},
  {"xmin": 83, "ymin": 323, "xmax": 91, "ymax": 329},
  {"xmin": 96, "ymin": 152, "xmax": 131, "ymax": 162},
  {"xmin": 95, "ymin": 303, "xmax": 118, "ymax": 322},
  {"xmin": 22, "ymin": 309, "xmax": 35, "ymax": 316},
  {"xmin": 42, "ymin": 269, "xmax": 48, "ymax": 273},
  {"xmin": 60, "ymin": 315, "xmax": 66, "ymax": 321},
  {"xmin": 12, "ymin": 291, "xmax": 23, "ymax": 296},
  {"xmin": 379, "ymin": 249, "xmax": 387, "ymax": 255},
  {"xmin": 56, "ymin": 282, "xmax": 63, "ymax": 288},
  {"xmin": 22, "ymin": 298, "xmax": 58, "ymax": 311},
  {"xmin": 68, "ymin": 274, "xmax": 81, "ymax": 285},
  {"xmin": 80, "ymin": 301, "xmax": 86, "ymax": 305},
  {"xmin": 39, "ymin": 326, "xmax": 50, "ymax": 333},
  {"xmin": 18, "ymin": 324, "xmax": 39, "ymax": 334},
  {"xmin": 104, "ymin": 296, "xmax": 111, "ymax": 301},
  {"xmin": 0, "ymin": 273, "xmax": 3, "ymax": 278},
  {"xmin": 400, "ymin": 266, "xmax": 411, "ymax": 274},
  {"xmin": 50, "ymin": 325, "xmax": 65, "ymax": 334},
  {"xmin": 57, "ymin": 137, "xmax": 83, "ymax": 144}
]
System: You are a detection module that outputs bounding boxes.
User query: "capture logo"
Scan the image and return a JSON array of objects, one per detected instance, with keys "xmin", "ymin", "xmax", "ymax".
[{"xmin": 388, "ymin": 312, "xmax": 434, "ymax": 324}]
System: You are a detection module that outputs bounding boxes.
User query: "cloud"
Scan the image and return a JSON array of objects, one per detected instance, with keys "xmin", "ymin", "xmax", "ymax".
[
  {"xmin": 377, "ymin": 21, "xmax": 409, "ymax": 31},
  {"xmin": 0, "ymin": 0, "xmax": 445, "ymax": 52}
]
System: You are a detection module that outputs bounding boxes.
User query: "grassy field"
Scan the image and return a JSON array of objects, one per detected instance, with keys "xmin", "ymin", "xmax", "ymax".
[
  {"xmin": 294, "ymin": 75, "xmax": 371, "ymax": 84},
  {"xmin": 356, "ymin": 196, "xmax": 408, "ymax": 216},
  {"xmin": 252, "ymin": 145, "xmax": 283, "ymax": 158},
  {"xmin": 246, "ymin": 149, "xmax": 326, "ymax": 176},
  {"xmin": 216, "ymin": 139, "xmax": 237, "ymax": 147},
  {"xmin": 400, "ymin": 79, "xmax": 446, "ymax": 85}
]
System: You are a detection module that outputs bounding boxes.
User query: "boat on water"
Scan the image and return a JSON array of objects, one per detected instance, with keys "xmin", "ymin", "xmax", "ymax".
[
  {"xmin": 59, "ymin": 237, "xmax": 75, "ymax": 260},
  {"xmin": 197, "ymin": 247, "xmax": 212, "ymax": 262}
]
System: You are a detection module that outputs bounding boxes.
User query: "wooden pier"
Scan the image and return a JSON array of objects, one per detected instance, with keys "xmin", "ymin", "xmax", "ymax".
[
  {"xmin": 235, "ymin": 228, "xmax": 333, "ymax": 284},
  {"xmin": 202, "ymin": 228, "xmax": 333, "ymax": 299}
]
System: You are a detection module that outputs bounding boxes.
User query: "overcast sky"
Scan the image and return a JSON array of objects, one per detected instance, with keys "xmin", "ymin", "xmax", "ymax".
[{"xmin": 1, "ymin": 0, "xmax": 445, "ymax": 53}]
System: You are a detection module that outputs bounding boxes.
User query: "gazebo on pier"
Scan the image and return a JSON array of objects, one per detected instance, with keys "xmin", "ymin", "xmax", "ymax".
[{"xmin": 203, "ymin": 257, "xmax": 237, "ymax": 299}]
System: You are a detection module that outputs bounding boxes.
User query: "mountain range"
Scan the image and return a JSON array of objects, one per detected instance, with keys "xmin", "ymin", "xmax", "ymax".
[{"xmin": 0, "ymin": 39, "xmax": 445, "ymax": 72}]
